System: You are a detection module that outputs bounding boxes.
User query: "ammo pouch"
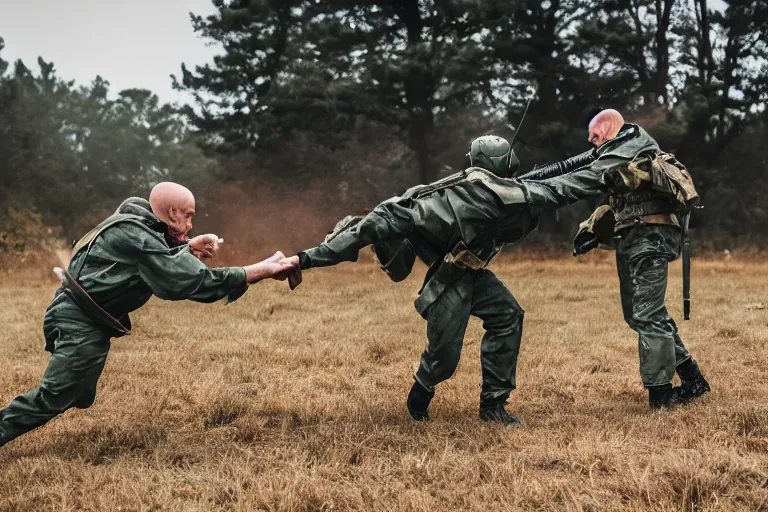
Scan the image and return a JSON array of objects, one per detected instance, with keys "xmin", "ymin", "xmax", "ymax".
[
  {"xmin": 573, "ymin": 205, "xmax": 617, "ymax": 255},
  {"xmin": 646, "ymin": 152, "xmax": 699, "ymax": 207},
  {"xmin": 603, "ymin": 152, "xmax": 699, "ymax": 208}
]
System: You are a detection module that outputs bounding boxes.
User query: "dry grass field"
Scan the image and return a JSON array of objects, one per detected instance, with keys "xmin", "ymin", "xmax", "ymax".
[{"xmin": 1, "ymin": 254, "xmax": 767, "ymax": 511}]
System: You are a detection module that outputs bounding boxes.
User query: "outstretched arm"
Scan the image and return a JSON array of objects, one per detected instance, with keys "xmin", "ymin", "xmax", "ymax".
[
  {"xmin": 520, "ymin": 155, "xmax": 625, "ymax": 208},
  {"xmin": 298, "ymin": 200, "xmax": 420, "ymax": 270},
  {"xmin": 136, "ymin": 243, "xmax": 249, "ymax": 303},
  {"xmin": 113, "ymin": 225, "xmax": 298, "ymax": 303},
  {"xmin": 521, "ymin": 125, "xmax": 660, "ymax": 209}
]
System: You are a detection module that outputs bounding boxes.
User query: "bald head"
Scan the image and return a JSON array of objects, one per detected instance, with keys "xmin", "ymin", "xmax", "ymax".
[
  {"xmin": 149, "ymin": 182, "xmax": 196, "ymax": 242},
  {"xmin": 588, "ymin": 109, "xmax": 625, "ymax": 148}
]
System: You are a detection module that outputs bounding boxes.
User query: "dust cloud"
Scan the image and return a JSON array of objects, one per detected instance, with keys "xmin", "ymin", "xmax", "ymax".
[{"xmin": 197, "ymin": 179, "xmax": 362, "ymax": 266}]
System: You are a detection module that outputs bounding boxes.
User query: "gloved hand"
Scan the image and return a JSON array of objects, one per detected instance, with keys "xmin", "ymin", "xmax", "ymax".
[{"xmin": 572, "ymin": 233, "xmax": 599, "ymax": 256}]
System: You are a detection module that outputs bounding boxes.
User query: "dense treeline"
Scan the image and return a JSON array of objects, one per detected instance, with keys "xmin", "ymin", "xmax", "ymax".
[{"xmin": 2, "ymin": 0, "xmax": 768, "ymax": 256}]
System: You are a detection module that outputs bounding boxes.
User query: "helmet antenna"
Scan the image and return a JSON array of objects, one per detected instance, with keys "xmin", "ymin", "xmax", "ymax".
[{"xmin": 509, "ymin": 88, "xmax": 536, "ymax": 148}]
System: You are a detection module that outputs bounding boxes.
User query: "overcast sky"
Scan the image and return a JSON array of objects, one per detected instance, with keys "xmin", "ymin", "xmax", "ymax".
[
  {"xmin": 0, "ymin": 0, "xmax": 219, "ymax": 104},
  {"xmin": 0, "ymin": 0, "xmax": 730, "ymax": 106}
]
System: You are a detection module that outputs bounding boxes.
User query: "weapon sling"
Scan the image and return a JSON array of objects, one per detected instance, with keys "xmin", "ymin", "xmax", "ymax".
[
  {"xmin": 54, "ymin": 225, "xmax": 132, "ymax": 335},
  {"xmin": 681, "ymin": 210, "xmax": 691, "ymax": 320}
]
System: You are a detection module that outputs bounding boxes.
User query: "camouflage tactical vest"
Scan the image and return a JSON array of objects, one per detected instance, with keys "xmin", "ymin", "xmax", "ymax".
[{"xmin": 607, "ymin": 151, "xmax": 699, "ymax": 226}]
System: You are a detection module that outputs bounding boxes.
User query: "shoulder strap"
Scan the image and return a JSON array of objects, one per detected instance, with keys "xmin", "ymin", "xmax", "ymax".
[
  {"xmin": 464, "ymin": 168, "xmax": 528, "ymax": 205},
  {"xmin": 403, "ymin": 169, "xmax": 470, "ymax": 200},
  {"xmin": 71, "ymin": 214, "xmax": 159, "ymax": 280}
]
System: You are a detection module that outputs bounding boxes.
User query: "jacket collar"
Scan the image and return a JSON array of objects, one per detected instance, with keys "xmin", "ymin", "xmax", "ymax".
[
  {"xmin": 596, "ymin": 123, "xmax": 639, "ymax": 157},
  {"xmin": 116, "ymin": 197, "xmax": 181, "ymax": 246}
]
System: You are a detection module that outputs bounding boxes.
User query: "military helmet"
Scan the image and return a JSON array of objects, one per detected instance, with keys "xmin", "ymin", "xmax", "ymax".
[{"xmin": 467, "ymin": 135, "xmax": 520, "ymax": 177}]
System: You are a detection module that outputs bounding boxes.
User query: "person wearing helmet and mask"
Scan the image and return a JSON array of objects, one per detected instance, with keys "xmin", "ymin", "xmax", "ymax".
[{"xmin": 285, "ymin": 135, "xmax": 543, "ymax": 425}]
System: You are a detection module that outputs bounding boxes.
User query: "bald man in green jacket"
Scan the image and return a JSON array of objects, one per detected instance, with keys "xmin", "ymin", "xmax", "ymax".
[{"xmin": 0, "ymin": 182, "xmax": 300, "ymax": 447}]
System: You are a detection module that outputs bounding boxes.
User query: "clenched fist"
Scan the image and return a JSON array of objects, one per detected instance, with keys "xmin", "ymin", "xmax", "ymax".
[{"xmin": 189, "ymin": 234, "xmax": 224, "ymax": 261}]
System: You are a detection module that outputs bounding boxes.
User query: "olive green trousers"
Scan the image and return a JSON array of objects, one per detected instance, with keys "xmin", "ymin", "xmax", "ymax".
[
  {"xmin": 0, "ymin": 298, "xmax": 110, "ymax": 446},
  {"xmin": 616, "ymin": 224, "xmax": 692, "ymax": 387},
  {"xmin": 415, "ymin": 269, "xmax": 524, "ymax": 407}
]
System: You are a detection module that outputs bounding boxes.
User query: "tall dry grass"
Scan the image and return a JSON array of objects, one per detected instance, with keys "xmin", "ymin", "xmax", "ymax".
[{"xmin": 0, "ymin": 254, "xmax": 766, "ymax": 511}]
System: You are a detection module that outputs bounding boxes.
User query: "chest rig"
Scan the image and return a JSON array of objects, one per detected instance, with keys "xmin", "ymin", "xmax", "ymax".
[
  {"xmin": 607, "ymin": 149, "xmax": 699, "ymax": 228},
  {"xmin": 411, "ymin": 168, "xmax": 521, "ymax": 270}
]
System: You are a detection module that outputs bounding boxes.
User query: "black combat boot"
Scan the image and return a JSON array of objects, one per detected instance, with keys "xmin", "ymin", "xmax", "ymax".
[
  {"xmin": 479, "ymin": 401, "xmax": 520, "ymax": 426},
  {"xmin": 407, "ymin": 379, "xmax": 435, "ymax": 421},
  {"xmin": 648, "ymin": 383, "xmax": 674, "ymax": 409},
  {"xmin": 672, "ymin": 358, "xmax": 711, "ymax": 405}
]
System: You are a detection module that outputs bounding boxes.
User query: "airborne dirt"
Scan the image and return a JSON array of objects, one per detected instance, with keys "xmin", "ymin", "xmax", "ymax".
[{"xmin": 0, "ymin": 254, "xmax": 766, "ymax": 511}]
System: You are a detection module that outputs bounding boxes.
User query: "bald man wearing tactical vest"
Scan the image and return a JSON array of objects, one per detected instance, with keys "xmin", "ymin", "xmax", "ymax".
[
  {"xmin": 0, "ymin": 182, "xmax": 300, "ymax": 447},
  {"xmin": 520, "ymin": 109, "xmax": 710, "ymax": 409}
]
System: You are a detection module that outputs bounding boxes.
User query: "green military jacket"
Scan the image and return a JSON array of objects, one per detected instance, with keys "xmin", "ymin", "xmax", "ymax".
[
  {"xmin": 54, "ymin": 197, "xmax": 248, "ymax": 332},
  {"xmin": 299, "ymin": 168, "xmax": 541, "ymax": 316},
  {"xmin": 520, "ymin": 124, "xmax": 679, "ymax": 228}
]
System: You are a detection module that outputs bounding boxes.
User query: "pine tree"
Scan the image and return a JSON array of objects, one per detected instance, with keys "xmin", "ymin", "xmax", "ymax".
[{"xmin": 175, "ymin": 0, "xmax": 498, "ymax": 184}]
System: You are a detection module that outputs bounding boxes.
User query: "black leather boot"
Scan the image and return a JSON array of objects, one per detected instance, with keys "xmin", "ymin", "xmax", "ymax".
[
  {"xmin": 648, "ymin": 383, "xmax": 674, "ymax": 409},
  {"xmin": 407, "ymin": 379, "xmax": 435, "ymax": 421},
  {"xmin": 672, "ymin": 359, "xmax": 710, "ymax": 405},
  {"xmin": 479, "ymin": 401, "xmax": 520, "ymax": 426}
]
